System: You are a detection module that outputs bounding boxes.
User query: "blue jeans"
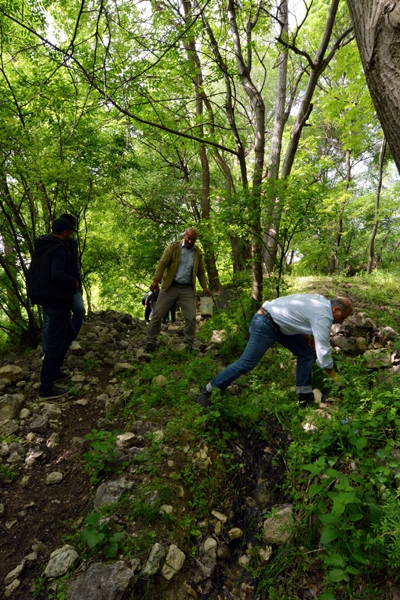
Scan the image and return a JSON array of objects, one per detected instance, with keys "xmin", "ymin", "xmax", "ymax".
[
  {"xmin": 42, "ymin": 291, "xmax": 85, "ymax": 353},
  {"xmin": 211, "ymin": 312, "xmax": 315, "ymax": 394},
  {"xmin": 40, "ymin": 307, "xmax": 75, "ymax": 393}
]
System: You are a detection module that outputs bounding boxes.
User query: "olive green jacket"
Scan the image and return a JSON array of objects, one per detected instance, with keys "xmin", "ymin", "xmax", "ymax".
[{"xmin": 154, "ymin": 241, "xmax": 207, "ymax": 294}]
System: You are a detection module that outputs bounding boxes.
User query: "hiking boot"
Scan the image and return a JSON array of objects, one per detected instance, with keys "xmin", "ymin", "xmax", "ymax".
[
  {"xmin": 53, "ymin": 370, "xmax": 71, "ymax": 383},
  {"xmin": 298, "ymin": 392, "xmax": 315, "ymax": 406},
  {"xmin": 39, "ymin": 385, "xmax": 70, "ymax": 401},
  {"xmin": 197, "ymin": 387, "xmax": 212, "ymax": 409},
  {"xmin": 145, "ymin": 343, "xmax": 156, "ymax": 352}
]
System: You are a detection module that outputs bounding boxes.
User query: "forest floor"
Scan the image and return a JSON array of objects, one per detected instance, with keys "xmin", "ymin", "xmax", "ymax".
[{"xmin": 2, "ymin": 275, "xmax": 400, "ymax": 599}]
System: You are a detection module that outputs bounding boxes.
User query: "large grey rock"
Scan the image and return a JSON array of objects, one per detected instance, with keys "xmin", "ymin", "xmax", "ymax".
[
  {"xmin": 41, "ymin": 403, "xmax": 62, "ymax": 420},
  {"xmin": 364, "ymin": 349, "xmax": 392, "ymax": 369},
  {"xmin": 161, "ymin": 544, "xmax": 185, "ymax": 580},
  {"xmin": 94, "ymin": 479, "xmax": 133, "ymax": 510},
  {"xmin": 263, "ymin": 505, "xmax": 293, "ymax": 545},
  {"xmin": 67, "ymin": 561, "xmax": 133, "ymax": 600},
  {"xmin": 380, "ymin": 326, "xmax": 397, "ymax": 344},
  {"xmin": 0, "ymin": 419, "xmax": 19, "ymax": 437},
  {"xmin": 142, "ymin": 543, "xmax": 165, "ymax": 576},
  {"xmin": 0, "ymin": 365, "xmax": 23, "ymax": 382},
  {"xmin": 0, "ymin": 394, "xmax": 24, "ymax": 420},
  {"xmin": 331, "ymin": 336, "xmax": 368, "ymax": 355},
  {"xmin": 30, "ymin": 415, "xmax": 49, "ymax": 434},
  {"xmin": 44, "ymin": 545, "xmax": 78, "ymax": 578}
]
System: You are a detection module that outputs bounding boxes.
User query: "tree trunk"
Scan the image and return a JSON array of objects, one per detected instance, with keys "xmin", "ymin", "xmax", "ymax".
[
  {"xmin": 264, "ymin": 0, "xmax": 289, "ymax": 274},
  {"xmin": 367, "ymin": 134, "xmax": 387, "ymax": 274},
  {"xmin": 264, "ymin": 0, "xmax": 352, "ymax": 272},
  {"xmin": 328, "ymin": 148, "xmax": 352, "ymax": 274},
  {"xmin": 182, "ymin": 0, "xmax": 222, "ymax": 291},
  {"xmin": 346, "ymin": 0, "xmax": 400, "ymax": 173},
  {"xmin": 227, "ymin": 0, "xmax": 265, "ymax": 302}
]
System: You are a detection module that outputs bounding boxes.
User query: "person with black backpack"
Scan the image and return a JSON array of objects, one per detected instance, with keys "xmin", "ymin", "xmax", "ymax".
[{"xmin": 26, "ymin": 218, "xmax": 79, "ymax": 400}]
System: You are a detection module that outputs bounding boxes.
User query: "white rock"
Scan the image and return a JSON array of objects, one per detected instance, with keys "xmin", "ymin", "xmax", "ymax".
[
  {"xmin": 71, "ymin": 374, "xmax": 86, "ymax": 383},
  {"xmin": 238, "ymin": 554, "xmax": 250, "ymax": 568},
  {"xmin": 41, "ymin": 404, "xmax": 62, "ymax": 420},
  {"xmin": 159, "ymin": 504, "xmax": 173, "ymax": 515},
  {"xmin": 263, "ymin": 506, "xmax": 293, "ymax": 545},
  {"xmin": 259, "ymin": 546, "xmax": 273, "ymax": 562},
  {"xmin": 76, "ymin": 398, "xmax": 89, "ymax": 406},
  {"xmin": 116, "ymin": 432, "xmax": 142, "ymax": 449},
  {"xmin": 211, "ymin": 510, "xmax": 227, "ymax": 523},
  {"xmin": 142, "ymin": 543, "xmax": 165, "ymax": 576},
  {"xmin": 228, "ymin": 527, "xmax": 243, "ymax": 541},
  {"xmin": 5, "ymin": 578, "xmax": 20, "ymax": 596},
  {"xmin": 214, "ymin": 521, "xmax": 222, "ymax": 535},
  {"xmin": 210, "ymin": 330, "xmax": 227, "ymax": 343},
  {"xmin": 153, "ymin": 430, "xmax": 164, "ymax": 443},
  {"xmin": 154, "ymin": 375, "xmax": 167, "ymax": 388},
  {"xmin": 46, "ymin": 472, "xmax": 63, "ymax": 485},
  {"xmin": 203, "ymin": 537, "xmax": 217, "ymax": 558},
  {"xmin": 44, "ymin": 545, "xmax": 79, "ymax": 578},
  {"xmin": 161, "ymin": 544, "xmax": 185, "ymax": 580},
  {"xmin": 5, "ymin": 562, "xmax": 24, "ymax": 585},
  {"xmin": 0, "ymin": 365, "xmax": 23, "ymax": 382},
  {"xmin": 130, "ymin": 558, "xmax": 140, "ymax": 573},
  {"xmin": 113, "ymin": 363, "xmax": 136, "ymax": 374}
]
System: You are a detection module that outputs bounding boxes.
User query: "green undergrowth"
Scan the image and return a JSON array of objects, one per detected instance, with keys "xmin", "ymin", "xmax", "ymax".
[{"xmin": 60, "ymin": 273, "xmax": 400, "ymax": 598}]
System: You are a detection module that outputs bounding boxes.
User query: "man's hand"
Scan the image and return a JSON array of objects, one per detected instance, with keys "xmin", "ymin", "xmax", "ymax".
[
  {"xmin": 303, "ymin": 334, "xmax": 315, "ymax": 350},
  {"xmin": 323, "ymin": 368, "xmax": 344, "ymax": 388},
  {"xmin": 150, "ymin": 279, "xmax": 159, "ymax": 293},
  {"xmin": 203, "ymin": 288, "xmax": 211, "ymax": 297}
]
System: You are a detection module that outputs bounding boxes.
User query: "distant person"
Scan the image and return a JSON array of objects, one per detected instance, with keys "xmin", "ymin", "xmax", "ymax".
[
  {"xmin": 42, "ymin": 213, "xmax": 85, "ymax": 353},
  {"xmin": 197, "ymin": 294, "xmax": 352, "ymax": 408},
  {"xmin": 163, "ymin": 299, "xmax": 178, "ymax": 324},
  {"xmin": 143, "ymin": 290, "xmax": 158, "ymax": 324},
  {"xmin": 27, "ymin": 218, "xmax": 79, "ymax": 400},
  {"xmin": 143, "ymin": 291, "xmax": 178, "ymax": 324},
  {"xmin": 145, "ymin": 227, "xmax": 210, "ymax": 352}
]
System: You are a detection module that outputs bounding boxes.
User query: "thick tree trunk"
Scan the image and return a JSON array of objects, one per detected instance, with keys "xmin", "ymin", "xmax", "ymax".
[{"xmin": 346, "ymin": 0, "xmax": 400, "ymax": 173}]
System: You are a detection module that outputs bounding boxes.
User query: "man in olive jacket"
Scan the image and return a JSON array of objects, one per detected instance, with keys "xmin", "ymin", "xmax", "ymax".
[{"xmin": 145, "ymin": 227, "xmax": 210, "ymax": 351}]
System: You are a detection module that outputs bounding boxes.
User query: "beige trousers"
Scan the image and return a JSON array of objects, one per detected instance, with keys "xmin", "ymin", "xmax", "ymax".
[{"xmin": 146, "ymin": 284, "xmax": 196, "ymax": 348}]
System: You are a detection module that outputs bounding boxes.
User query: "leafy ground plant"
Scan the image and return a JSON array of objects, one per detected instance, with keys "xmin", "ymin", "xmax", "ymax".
[
  {"xmin": 83, "ymin": 429, "xmax": 123, "ymax": 484},
  {"xmin": 80, "ymin": 511, "xmax": 125, "ymax": 558}
]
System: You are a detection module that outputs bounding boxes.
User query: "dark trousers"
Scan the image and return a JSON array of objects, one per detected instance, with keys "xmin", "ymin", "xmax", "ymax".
[
  {"xmin": 42, "ymin": 291, "xmax": 85, "ymax": 352},
  {"xmin": 40, "ymin": 307, "xmax": 74, "ymax": 393}
]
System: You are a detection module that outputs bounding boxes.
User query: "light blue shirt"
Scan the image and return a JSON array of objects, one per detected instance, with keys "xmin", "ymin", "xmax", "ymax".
[
  {"xmin": 262, "ymin": 294, "xmax": 334, "ymax": 369},
  {"xmin": 174, "ymin": 242, "xmax": 195, "ymax": 284}
]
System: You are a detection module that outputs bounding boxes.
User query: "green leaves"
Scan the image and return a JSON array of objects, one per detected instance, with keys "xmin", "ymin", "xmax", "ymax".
[{"xmin": 80, "ymin": 511, "xmax": 125, "ymax": 558}]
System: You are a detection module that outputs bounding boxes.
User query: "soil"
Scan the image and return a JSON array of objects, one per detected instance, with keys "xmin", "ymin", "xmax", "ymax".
[
  {"xmin": 0, "ymin": 311, "xmax": 290, "ymax": 600},
  {"xmin": 2, "ymin": 282, "xmax": 399, "ymax": 599},
  {"xmin": 0, "ymin": 369, "xmax": 123, "ymax": 598}
]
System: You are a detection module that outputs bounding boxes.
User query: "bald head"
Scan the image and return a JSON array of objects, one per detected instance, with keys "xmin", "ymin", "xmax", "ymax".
[
  {"xmin": 331, "ymin": 297, "xmax": 352, "ymax": 324},
  {"xmin": 183, "ymin": 227, "xmax": 198, "ymax": 250}
]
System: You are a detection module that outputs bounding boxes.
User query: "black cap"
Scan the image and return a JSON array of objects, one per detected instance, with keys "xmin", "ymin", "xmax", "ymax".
[{"xmin": 52, "ymin": 218, "xmax": 76, "ymax": 233}]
